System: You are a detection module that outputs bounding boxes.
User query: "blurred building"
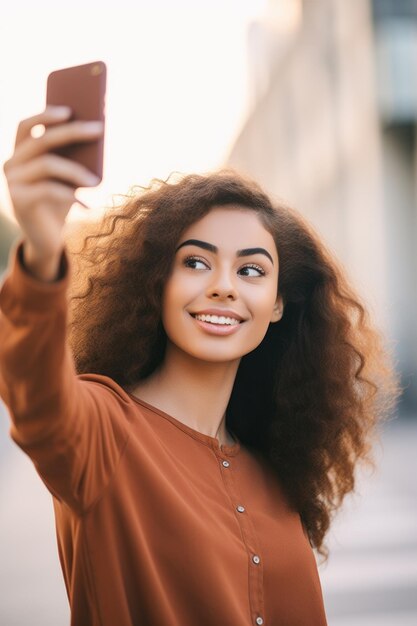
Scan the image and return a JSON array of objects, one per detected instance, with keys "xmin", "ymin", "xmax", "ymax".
[
  {"xmin": 227, "ymin": 0, "xmax": 417, "ymax": 412},
  {"xmin": 372, "ymin": 0, "xmax": 417, "ymax": 412}
]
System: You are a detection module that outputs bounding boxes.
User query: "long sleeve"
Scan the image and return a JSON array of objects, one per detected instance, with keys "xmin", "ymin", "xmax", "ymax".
[{"xmin": 0, "ymin": 241, "xmax": 130, "ymax": 514}]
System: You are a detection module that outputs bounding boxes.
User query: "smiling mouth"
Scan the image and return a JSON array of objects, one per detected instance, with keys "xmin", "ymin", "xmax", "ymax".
[{"xmin": 191, "ymin": 313, "xmax": 242, "ymax": 326}]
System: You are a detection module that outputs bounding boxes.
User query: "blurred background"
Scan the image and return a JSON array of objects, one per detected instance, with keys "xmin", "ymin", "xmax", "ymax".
[{"xmin": 0, "ymin": 0, "xmax": 416, "ymax": 624}]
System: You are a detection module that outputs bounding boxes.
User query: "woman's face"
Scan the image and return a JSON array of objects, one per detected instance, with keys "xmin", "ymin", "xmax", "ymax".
[{"xmin": 161, "ymin": 205, "xmax": 283, "ymax": 364}]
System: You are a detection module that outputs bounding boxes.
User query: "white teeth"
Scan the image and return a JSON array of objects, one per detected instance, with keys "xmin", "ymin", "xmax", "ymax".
[{"xmin": 194, "ymin": 314, "xmax": 240, "ymax": 326}]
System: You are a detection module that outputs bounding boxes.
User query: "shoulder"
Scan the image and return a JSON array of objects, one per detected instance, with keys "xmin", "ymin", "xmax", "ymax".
[
  {"xmin": 76, "ymin": 373, "xmax": 141, "ymax": 424},
  {"xmin": 78, "ymin": 372, "xmax": 132, "ymax": 400}
]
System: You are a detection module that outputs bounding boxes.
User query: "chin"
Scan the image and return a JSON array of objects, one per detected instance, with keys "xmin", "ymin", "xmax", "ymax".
[{"xmin": 186, "ymin": 345, "xmax": 254, "ymax": 364}]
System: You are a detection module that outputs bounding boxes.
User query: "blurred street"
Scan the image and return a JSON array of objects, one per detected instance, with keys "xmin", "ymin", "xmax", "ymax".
[
  {"xmin": 1, "ymin": 400, "xmax": 415, "ymax": 626},
  {"xmin": 0, "ymin": 402, "xmax": 69, "ymax": 626},
  {"xmin": 321, "ymin": 416, "xmax": 417, "ymax": 625}
]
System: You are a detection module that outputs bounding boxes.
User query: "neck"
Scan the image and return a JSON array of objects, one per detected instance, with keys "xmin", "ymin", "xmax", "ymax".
[{"xmin": 133, "ymin": 343, "xmax": 240, "ymax": 445}]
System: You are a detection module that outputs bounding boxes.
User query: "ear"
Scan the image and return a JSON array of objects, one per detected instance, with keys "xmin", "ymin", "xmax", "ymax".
[{"xmin": 270, "ymin": 294, "xmax": 284, "ymax": 323}]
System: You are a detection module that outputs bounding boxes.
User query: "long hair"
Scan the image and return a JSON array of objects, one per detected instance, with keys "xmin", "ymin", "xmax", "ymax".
[{"xmin": 67, "ymin": 170, "xmax": 399, "ymax": 558}]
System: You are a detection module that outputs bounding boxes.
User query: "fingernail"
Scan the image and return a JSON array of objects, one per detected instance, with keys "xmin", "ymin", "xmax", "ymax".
[
  {"xmin": 87, "ymin": 173, "xmax": 101, "ymax": 185},
  {"xmin": 84, "ymin": 121, "xmax": 104, "ymax": 132},
  {"xmin": 49, "ymin": 105, "xmax": 72, "ymax": 117}
]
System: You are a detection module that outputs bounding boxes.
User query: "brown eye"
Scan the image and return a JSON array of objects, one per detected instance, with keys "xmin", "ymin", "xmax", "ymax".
[
  {"xmin": 183, "ymin": 256, "xmax": 209, "ymax": 270},
  {"xmin": 238, "ymin": 264, "xmax": 265, "ymax": 277}
]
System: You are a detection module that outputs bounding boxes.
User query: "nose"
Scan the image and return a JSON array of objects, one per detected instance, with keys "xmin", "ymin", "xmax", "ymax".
[{"xmin": 206, "ymin": 268, "xmax": 238, "ymax": 301}]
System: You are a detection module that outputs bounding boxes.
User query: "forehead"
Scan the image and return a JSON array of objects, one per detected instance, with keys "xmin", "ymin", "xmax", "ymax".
[{"xmin": 179, "ymin": 206, "xmax": 277, "ymax": 258}]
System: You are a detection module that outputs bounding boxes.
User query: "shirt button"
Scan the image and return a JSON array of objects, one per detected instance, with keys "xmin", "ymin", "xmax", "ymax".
[
  {"xmin": 256, "ymin": 618, "xmax": 264, "ymax": 625},
  {"xmin": 222, "ymin": 460, "xmax": 230, "ymax": 467},
  {"xmin": 236, "ymin": 505, "xmax": 245, "ymax": 513},
  {"xmin": 252, "ymin": 555, "xmax": 260, "ymax": 564}
]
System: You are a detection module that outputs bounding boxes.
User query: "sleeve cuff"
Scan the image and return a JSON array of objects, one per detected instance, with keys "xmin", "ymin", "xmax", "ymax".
[{"xmin": 0, "ymin": 240, "xmax": 71, "ymax": 315}]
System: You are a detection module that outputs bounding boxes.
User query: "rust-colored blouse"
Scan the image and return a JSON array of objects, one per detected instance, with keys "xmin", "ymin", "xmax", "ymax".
[{"xmin": 0, "ymin": 243, "xmax": 328, "ymax": 626}]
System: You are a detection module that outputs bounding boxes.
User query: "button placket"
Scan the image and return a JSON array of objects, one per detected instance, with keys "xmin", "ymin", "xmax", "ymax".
[{"xmin": 215, "ymin": 449, "xmax": 264, "ymax": 625}]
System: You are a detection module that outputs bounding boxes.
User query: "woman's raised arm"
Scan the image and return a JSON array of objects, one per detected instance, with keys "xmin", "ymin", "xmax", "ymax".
[{"xmin": 0, "ymin": 110, "xmax": 130, "ymax": 513}]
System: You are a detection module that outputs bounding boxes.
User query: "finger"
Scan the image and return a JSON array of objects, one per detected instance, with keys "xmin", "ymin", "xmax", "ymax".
[
  {"xmin": 7, "ymin": 153, "xmax": 100, "ymax": 188},
  {"xmin": 32, "ymin": 180, "xmax": 77, "ymax": 206},
  {"xmin": 12, "ymin": 120, "xmax": 104, "ymax": 166},
  {"xmin": 13, "ymin": 180, "xmax": 77, "ymax": 209},
  {"xmin": 15, "ymin": 107, "xmax": 72, "ymax": 146}
]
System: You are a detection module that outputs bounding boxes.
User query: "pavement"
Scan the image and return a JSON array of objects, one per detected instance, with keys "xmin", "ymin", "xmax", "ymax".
[
  {"xmin": 0, "ymin": 401, "xmax": 416, "ymax": 626},
  {"xmin": 0, "ymin": 403, "xmax": 69, "ymax": 626},
  {"xmin": 320, "ymin": 415, "xmax": 417, "ymax": 625}
]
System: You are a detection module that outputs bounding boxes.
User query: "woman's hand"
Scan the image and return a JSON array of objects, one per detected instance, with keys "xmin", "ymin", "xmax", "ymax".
[{"xmin": 3, "ymin": 106, "xmax": 104, "ymax": 281}]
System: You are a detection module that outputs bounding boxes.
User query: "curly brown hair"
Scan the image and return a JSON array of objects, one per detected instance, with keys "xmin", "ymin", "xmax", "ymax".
[{"xmin": 67, "ymin": 170, "xmax": 399, "ymax": 558}]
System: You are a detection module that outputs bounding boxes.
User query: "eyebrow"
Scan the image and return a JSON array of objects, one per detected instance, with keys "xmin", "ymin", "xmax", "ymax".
[{"xmin": 175, "ymin": 238, "xmax": 274, "ymax": 265}]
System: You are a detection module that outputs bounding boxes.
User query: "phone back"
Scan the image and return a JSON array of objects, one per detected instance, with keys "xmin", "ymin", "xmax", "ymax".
[{"xmin": 46, "ymin": 61, "xmax": 106, "ymax": 179}]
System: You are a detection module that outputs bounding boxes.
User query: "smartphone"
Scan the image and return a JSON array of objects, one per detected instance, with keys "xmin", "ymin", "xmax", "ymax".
[{"xmin": 46, "ymin": 61, "xmax": 106, "ymax": 181}]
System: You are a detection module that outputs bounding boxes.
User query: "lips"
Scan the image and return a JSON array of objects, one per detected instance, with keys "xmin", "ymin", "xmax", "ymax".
[{"xmin": 188, "ymin": 309, "xmax": 246, "ymax": 337}]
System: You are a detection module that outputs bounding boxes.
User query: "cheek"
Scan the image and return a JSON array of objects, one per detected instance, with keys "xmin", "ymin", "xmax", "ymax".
[
  {"xmin": 164, "ymin": 272, "xmax": 204, "ymax": 305},
  {"xmin": 161, "ymin": 276, "xmax": 193, "ymax": 330},
  {"xmin": 247, "ymin": 284, "xmax": 278, "ymax": 318}
]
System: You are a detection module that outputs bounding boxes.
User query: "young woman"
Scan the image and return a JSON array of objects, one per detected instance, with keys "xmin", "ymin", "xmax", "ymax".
[{"xmin": 0, "ymin": 107, "xmax": 397, "ymax": 626}]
